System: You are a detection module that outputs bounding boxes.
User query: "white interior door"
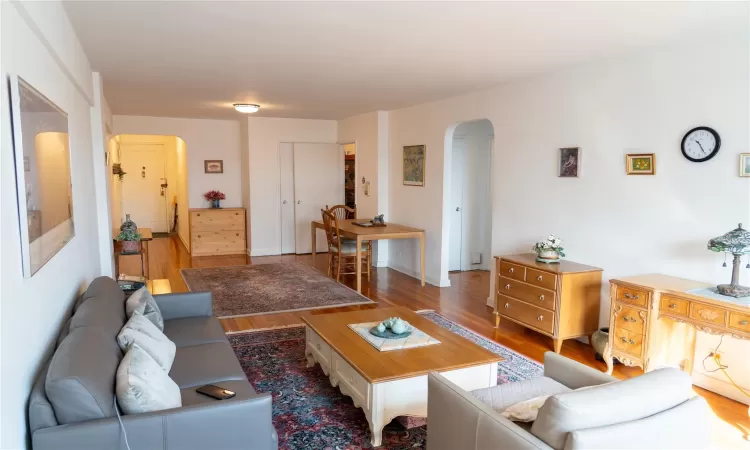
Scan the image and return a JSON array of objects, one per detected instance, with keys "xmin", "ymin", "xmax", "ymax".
[
  {"xmin": 449, "ymin": 142, "xmax": 466, "ymax": 271},
  {"xmin": 279, "ymin": 143, "xmax": 296, "ymax": 254},
  {"xmin": 120, "ymin": 143, "xmax": 168, "ymax": 232},
  {"xmin": 293, "ymin": 143, "xmax": 343, "ymax": 254}
]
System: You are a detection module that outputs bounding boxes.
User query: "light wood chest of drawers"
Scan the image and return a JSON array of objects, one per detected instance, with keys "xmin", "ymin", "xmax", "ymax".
[
  {"xmin": 494, "ymin": 255, "xmax": 603, "ymax": 353},
  {"xmin": 188, "ymin": 208, "xmax": 246, "ymax": 256},
  {"xmin": 604, "ymin": 274, "xmax": 750, "ymax": 375}
]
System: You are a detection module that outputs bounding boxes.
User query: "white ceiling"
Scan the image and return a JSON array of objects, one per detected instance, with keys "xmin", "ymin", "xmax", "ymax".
[{"xmin": 63, "ymin": 1, "xmax": 748, "ymax": 120}]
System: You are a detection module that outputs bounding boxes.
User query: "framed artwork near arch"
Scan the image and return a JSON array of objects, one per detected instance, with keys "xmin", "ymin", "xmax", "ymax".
[{"xmin": 403, "ymin": 145, "xmax": 426, "ymax": 186}]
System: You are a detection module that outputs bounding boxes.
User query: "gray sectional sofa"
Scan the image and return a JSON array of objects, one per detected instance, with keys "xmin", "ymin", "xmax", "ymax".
[{"xmin": 29, "ymin": 276, "xmax": 277, "ymax": 450}]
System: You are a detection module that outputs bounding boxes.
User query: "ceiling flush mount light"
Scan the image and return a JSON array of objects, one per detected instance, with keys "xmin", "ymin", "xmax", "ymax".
[{"xmin": 233, "ymin": 103, "xmax": 260, "ymax": 114}]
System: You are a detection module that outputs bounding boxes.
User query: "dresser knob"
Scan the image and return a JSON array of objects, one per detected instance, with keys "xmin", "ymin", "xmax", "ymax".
[
  {"xmin": 669, "ymin": 304, "xmax": 677, "ymax": 309},
  {"xmin": 620, "ymin": 337, "xmax": 636, "ymax": 345},
  {"xmin": 508, "ymin": 268, "xmax": 514, "ymax": 273},
  {"xmin": 197, "ymin": 235, "xmax": 201, "ymax": 238},
  {"xmin": 197, "ymin": 213, "xmax": 200, "ymax": 217},
  {"xmin": 505, "ymin": 303, "xmax": 509, "ymax": 309},
  {"xmin": 624, "ymin": 293, "xmax": 631, "ymax": 299},
  {"xmin": 740, "ymin": 320, "xmax": 749, "ymax": 325},
  {"xmin": 505, "ymin": 284, "xmax": 510, "ymax": 290},
  {"xmin": 630, "ymin": 339, "xmax": 636, "ymax": 345},
  {"xmin": 539, "ymin": 295, "xmax": 544, "ymax": 301},
  {"xmin": 236, "ymin": 233, "xmax": 239, "ymax": 236},
  {"xmin": 537, "ymin": 275, "xmax": 543, "ymax": 281},
  {"xmin": 537, "ymin": 315, "xmax": 543, "ymax": 321},
  {"xmin": 316, "ymin": 344, "xmax": 321, "ymax": 350}
]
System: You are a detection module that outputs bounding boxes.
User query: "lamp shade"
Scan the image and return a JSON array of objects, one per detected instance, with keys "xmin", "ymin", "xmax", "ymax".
[{"xmin": 707, "ymin": 223, "xmax": 750, "ymax": 255}]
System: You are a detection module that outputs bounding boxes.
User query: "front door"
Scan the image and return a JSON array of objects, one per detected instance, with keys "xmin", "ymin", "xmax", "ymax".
[{"xmin": 120, "ymin": 143, "xmax": 168, "ymax": 232}]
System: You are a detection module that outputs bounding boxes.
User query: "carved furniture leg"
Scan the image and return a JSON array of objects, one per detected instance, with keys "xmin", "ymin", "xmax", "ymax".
[
  {"xmin": 602, "ymin": 342, "xmax": 614, "ymax": 375},
  {"xmin": 553, "ymin": 338, "xmax": 563, "ymax": 354}
]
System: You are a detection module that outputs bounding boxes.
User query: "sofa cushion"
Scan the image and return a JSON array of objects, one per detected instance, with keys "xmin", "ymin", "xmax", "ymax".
[
  {"xmin": 81, "ymin": 276, "xmax": 125, "ymax": 305},
  {"xmin": 179, "ymin": 379, "xmax": 257, "ymax": 407},
  {"xmin": 169, "ymin": 342, "xmax": 246, "ymax": 388},
  {"xmin": 29, "ymin": 361, "xmax": 58, "ymax": 433},
  {"xmin": 531, "ymin": 368, "xmax": 694, "ymax": 449},
  {"xmin": 116, "ymin": 343, "xmax": 182, "ymax": 414},
  {"xmin": 163, "ymin": 316, "xmax": 228, "ymax": 348},
  {"xmin": 117, "ymin": 311, "xmax": 176, "ymax": 371},
  {"xmin": 126, "ymin": 287, "xmax": 164, "ymax": 331},
  {"xmin": 69, "ymin": 294, "xmax": 127, "ymax": 339},
  {"xmin": 472, "ymin": 376, "xmax": 571, "ymax": 412},
  {"xmin": 45, "ymin": 327, "xmax": 122, "ymax": 424}
]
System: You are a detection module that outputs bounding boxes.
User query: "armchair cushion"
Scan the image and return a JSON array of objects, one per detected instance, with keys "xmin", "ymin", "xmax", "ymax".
[
  {"xmin": 472, "ymin": 376, "xmax": 571, "ymax": 412},
  {"xmin": 531, "ymin": 368, "xmax": 694, "ymax": 449}
]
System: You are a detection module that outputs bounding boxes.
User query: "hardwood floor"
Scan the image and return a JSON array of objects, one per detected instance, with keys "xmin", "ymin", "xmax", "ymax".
[{"xmin": 145, "ymin": 235, "xmax": 749, "ymax": 448}]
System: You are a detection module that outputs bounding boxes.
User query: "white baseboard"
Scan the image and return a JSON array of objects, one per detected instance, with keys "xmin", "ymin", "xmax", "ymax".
[
  {"xmin": 374, "ymin": 259, "xmax": 389, "ymax": 268},
  {"xmin": 387, "ymin": 262, "xmax": 446, "ymax": 287},
  {"xmin": 693, "ymin": 371, "xmax": 750, "ymax": 406}
]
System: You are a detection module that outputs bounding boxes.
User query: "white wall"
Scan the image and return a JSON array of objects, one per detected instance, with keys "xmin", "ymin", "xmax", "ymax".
[
  {"xmin": 175, "ymin": 137, "xmax": 190, "ymax": 249},
  {"xmin": 113, "ymin": 115, "xmax": 243, "ymax": 210},
  {"xmin": 387, "ymin": 38, "xmax": 749, "ymax": 298},
  {"xmin": 246, "ymin": 117, "xmax": 337, "ymax": 256},
  {"xmin": 1, "ymin": 2, "xmax": 103, "ymax": 448}
]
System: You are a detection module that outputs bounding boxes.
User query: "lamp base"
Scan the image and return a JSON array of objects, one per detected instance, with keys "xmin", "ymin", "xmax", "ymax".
[{"xmin": 716, "ymin": 284, "xmax": 750, "ymax": 298}]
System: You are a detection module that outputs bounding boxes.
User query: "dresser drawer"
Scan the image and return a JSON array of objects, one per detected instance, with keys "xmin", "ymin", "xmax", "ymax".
[
  {"xmin": 498, "ymin": 260, "xmax": 526, "ymax": 282},
  {"xmin": 612, "ymin": 327, "xmax": 644, "ymax": 358},
  {"xmin": 190, "ymin": 210, "xmax": 245, "ymax": 231},
  {"xmin": 332, "ymin": 353, "xmax": 369, "ymax": 408},
  {"xmin": 498, "ymin": 295, "xmax": 554, "ymax": 334},
  {"xmin": 659, "ymin": 295, "xmax": 690, "ymax": 317},
  {"xmin": 498, "ymin": 277, "xmax": 556, "ymax": 311},
  {"xmin": 307, "ymin": 328, "xmax": 332, "ymax": 370},
  {"xmin": 525, "ymin": 268, "xmax": 558, "ymax": 291},
  {"xmin": 615, "ymin": 285, "xmax": 648, "ymax": 307},
  {"xmin": 191, "ymin": 230, "xmax": 246, "ymax": 256},
  {"xmin": 690, "ymin": 303, "xmax": 727, "ymax": 326},
  {"xmin": 728, "ymin": 311, "xmax": 750, "ymax": 334},
  {"xmin": 614, "ymin": 303, "xmax": 645, "ymax": 335}
]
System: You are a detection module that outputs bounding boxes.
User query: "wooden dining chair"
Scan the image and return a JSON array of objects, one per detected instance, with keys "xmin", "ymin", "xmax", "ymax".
[
  {"xmin": 321, "ymin": 209, "xmax": 371, "ymax": 282},
  {"xmin": 325, "ymin": 205, "xmax": 372, "ymax": 279}
]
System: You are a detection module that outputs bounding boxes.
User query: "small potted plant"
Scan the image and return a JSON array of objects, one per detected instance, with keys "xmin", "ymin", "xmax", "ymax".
[
  {"xmin": 116, "ymin": 229, "xmax": 142, "ymax": 253},
  {"xmin": 532, "ymin": 234, "xmax": 565, "ymax": 262},
  {"xmin": 204, "ymin": 190, "xmax": 226, "ymax": 209}
]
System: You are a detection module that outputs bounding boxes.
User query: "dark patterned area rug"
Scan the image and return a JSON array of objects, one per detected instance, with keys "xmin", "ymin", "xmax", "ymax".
[
  {"xmin": 228, "ymin": 310, "xmax": 543, "ymax": 449},
  {"xmin": 180, "ymin": 263, "xmax": 375, "ymax": 318}
]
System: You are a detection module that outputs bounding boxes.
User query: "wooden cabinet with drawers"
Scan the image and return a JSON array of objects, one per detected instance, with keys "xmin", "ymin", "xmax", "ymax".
[
  {"xmin": 494, "ymin": 255, "xmax": 603, "ymax": 353},
  {"xmin": 604, "ymin": 274, "xmax": 750, "ymax": 375},
  {"xmin": 188, "ymin": 208, "xmax": 247, "ymax": 256}
]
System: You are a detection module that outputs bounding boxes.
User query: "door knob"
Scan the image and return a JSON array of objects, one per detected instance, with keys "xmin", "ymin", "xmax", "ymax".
[
  {"xmin": 297, "ymin": 200, "xmax": 301, "ymax": 204},
  {"xmin": 283, "ymin": 200, "xmax": 287, "ymax": 204},
  {"xmin": 456, "ymin": 207, "xmax": 460, "ymax": 212}
]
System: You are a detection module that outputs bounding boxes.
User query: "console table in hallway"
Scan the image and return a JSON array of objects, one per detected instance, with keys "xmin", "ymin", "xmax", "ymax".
[{"xmin": 311, "ymin": 219, "xmax": 426, "ymax": 292}]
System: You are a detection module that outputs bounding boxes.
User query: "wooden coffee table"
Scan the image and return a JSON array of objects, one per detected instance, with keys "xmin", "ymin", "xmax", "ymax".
[{"xmin": 302, "ymin": 307, "xmax": 502, "ymax": 447}]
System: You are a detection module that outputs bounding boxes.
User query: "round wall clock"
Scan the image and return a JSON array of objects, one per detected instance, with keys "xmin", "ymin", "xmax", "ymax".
[{"xmin": 681, "ymin": 126, "xmax": 720, "ymax": 162}]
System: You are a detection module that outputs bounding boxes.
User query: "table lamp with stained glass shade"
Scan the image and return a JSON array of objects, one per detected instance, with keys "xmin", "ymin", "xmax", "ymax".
[{"xmin": 707, "ymin": 223, "xmax": 750, "ymax": 298}]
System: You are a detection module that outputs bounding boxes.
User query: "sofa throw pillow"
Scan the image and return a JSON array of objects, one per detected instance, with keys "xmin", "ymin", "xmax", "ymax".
[
  {"xmin": 116, "ymin": 342, "xmax": 182, "ymax": 415},
  {"xmin": 117, "ymin": 311, "xmax": 176, "ymax": 372},
  {"xmin": 501, "ymin": 382, "xmax": 615, "ymax": 423},
  {"xmin": 125, "ymin": 287, "xmax": 164, "ymax": 331}
]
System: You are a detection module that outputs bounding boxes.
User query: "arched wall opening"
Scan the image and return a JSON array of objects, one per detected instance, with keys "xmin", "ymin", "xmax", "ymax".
[
  {"xmin": 440, "ymin": 118, "xmax": 495, "ymax": 297},
  {"xmin": 107, "ymin": 134, "xmax": 189, "ymax": 252}
]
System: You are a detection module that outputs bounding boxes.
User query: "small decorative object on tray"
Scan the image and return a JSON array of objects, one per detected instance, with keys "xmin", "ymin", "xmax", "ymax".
[
  {"xmin": 707, "ymin": 223, "xmax": 750, "ymax": 298},
  {"xmin": 370, "ymin": 317, "xmax": 411, "ymax": 339},
  {"xmin": 117, "ymin": 274, "xmax": 146, "ymax": 292},
  {"xmin": 532, "ymin": 234, "xmax": 565, "ymax": 263}
]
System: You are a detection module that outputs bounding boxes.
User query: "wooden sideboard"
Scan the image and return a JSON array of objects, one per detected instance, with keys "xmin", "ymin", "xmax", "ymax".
[
  {"xmin": 603, "ymin": 274, "xmax": 750, "ymax": 375},
  {"xmin": 188, "ymin": 208, "xmax": 246, "ymax": 256},
  {"xmin": 494, "ymin": 255, "xmax": 603, "ymax": 353}
]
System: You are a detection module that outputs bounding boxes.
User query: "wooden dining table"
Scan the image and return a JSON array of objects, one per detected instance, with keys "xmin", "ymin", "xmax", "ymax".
[{"xmin": 311, "ymin": 219, "xmax": 426, "ymax": 292}]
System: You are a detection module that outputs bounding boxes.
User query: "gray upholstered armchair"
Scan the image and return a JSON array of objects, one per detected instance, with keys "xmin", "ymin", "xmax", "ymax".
[{"xmin": 427, "ymin": 352, "xmax": 711, "ymax": 450}]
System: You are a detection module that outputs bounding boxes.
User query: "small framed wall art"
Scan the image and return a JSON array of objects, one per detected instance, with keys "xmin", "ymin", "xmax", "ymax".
[
  {"xmin": 740, "ymin": 153, "xmax": 750, "ymax": 177},
  {"xmin": 626, "ymin": 153, "xmax": 655, "ymax": 175},
  {"xmin": 403, "ymin": 145, "xmax": 426, "ymax": 186},
  {"xmin": 558, "ymin": 147, "xmax": 580, "ymax": 177},
  {"xmin": 204, "ymin": 160, "xmax": 223, "ymax": 174}
]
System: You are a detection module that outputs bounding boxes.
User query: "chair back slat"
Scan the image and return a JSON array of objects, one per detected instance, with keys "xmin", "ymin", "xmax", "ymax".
[
  {"xmin": 326, "ymin": 204, "xmax": 356, "ymax": 221},
  {"xmin": 321, "ymin": 209, "xmax": 341, "ymax": 252}
]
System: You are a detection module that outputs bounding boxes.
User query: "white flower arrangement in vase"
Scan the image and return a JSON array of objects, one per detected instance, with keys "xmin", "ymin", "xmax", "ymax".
[{"xmin": 532, "ymin": 234, "xmax": 566, "ymax": 262}]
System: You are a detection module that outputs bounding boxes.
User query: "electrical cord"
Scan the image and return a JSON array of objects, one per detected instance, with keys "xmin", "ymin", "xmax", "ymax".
[
  {"xmin": 702, "ymin": 335, "xmax": 750, "ymax": 398},
  {"xmin": 114, "ymin": 395, "xmax": 132, "ymax": 450}
]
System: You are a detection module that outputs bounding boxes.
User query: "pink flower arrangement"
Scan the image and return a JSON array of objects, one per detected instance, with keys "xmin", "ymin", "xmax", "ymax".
[{"xmin": 204, "ymin": 190, "xmax": 226, "ymax": 201}]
